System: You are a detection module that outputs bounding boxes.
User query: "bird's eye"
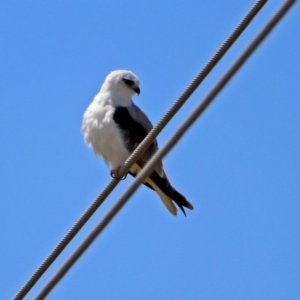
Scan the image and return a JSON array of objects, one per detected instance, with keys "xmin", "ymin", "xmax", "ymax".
[{"xmin": 123, "ymin": 78, "xmax": 134, "ymax": 86}]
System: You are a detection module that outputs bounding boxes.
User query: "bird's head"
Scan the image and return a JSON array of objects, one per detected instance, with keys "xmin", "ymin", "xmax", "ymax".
[{"xmin": 102, "ymin": 70, "xmax": 140, "ymax": 99}]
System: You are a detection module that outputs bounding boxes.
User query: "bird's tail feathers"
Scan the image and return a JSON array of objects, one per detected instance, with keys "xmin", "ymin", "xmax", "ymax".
[
  {"xmin": 130, "ymin": 162, "xmax": 193, "ymax": 216},
  {"xmin": 145, "ymin": 177, "xmax": 178, "ymax": 216},
  {"xmin": 171, "ymin": 188, "xmax": 194, "ymax": 212},
  {"xmin": 148, "ymin": 171, "xmax": 194, "ymax": 215},
  {"xmin": 130, "ymin": 163, "xmax": 177, "ymax": 215}
]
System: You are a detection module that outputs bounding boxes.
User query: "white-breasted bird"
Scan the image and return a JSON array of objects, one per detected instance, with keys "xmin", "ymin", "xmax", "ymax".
[{"xmin": 82, "ymin": 70, "xmax": 194, "ymax": 215}]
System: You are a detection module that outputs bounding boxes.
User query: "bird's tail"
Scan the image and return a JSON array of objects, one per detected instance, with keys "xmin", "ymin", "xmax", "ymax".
[
  {"xmin": 130, "ymin": 162, "xmax": 194, "ymax": 216},
  {"xmin": 148, "ymin": 171, "xmax": 194, "ymax": 215},
  {"xmin": 144, "ymin": 176, "xmax": 178, "ymax": 215},
  {"xmin": 130, "ymin": 163, "xmax": 178, "ymax": 215}
]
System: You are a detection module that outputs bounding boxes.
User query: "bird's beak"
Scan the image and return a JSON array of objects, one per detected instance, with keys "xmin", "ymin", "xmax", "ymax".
[{"xmin": 134, "ymin": 87, "xmax": 140, "ymax": 95}]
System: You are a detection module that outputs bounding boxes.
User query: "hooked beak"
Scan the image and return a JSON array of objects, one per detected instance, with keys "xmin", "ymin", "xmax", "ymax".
[{"xmin": 134, "ymin": 87, "xmax": 140, "ymax": 95}]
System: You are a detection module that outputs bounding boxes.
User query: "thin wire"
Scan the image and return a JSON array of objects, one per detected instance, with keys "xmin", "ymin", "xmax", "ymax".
[
  {"xmin": 34, "ymin": 1, "xmax": 296, "ymax": 298},
  {"xmin": 13, "ymin": 1, "xmax": 267, "ymax": 299},
  {"xmin": 117, "ymin": 0, "xmax": 267, "ymax": 178}
]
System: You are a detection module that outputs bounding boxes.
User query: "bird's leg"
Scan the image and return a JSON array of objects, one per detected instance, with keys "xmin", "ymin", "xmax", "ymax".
[
  {"xmin": 110, "ymin": 167, "xmax": 127, "ymax": 180},
  {"xmin": 110, "ymin": 167, "xmax": 120, "ymax": 179}
]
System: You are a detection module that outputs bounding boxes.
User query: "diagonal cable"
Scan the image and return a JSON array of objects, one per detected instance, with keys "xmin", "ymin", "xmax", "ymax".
[
  {"xmin": 13, "ymin": 1, "xmax": 267, "ymax": 299},
  {"xmin": 34, "ymin": 1, "xmax": 296, "ymax": 298}
]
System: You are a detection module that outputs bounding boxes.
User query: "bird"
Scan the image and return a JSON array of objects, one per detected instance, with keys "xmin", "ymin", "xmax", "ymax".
[{"xmin": 82, "ymin": 70, "xmax": 194, "ymax": 216}]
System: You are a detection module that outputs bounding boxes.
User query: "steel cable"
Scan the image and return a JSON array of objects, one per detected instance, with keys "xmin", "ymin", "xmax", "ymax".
[
  {"xmin": 13, "ymin": 1, "xmax": 267, "ymax": 299},
  {"xmin": 34, "ymin": 1, "xmax": 296, "ymax": 298}
]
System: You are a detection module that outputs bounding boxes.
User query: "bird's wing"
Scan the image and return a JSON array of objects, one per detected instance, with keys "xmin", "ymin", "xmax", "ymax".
[
  {"xmin": 113, "ymin": 104, "xmax": 163, "ymax": 175},
  {"xmin": 113, "ymin": 104, "xmax": 193, "ymax": 215}
]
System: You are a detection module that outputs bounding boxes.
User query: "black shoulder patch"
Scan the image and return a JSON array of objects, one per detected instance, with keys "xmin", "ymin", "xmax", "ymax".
[{"xmin": 113, "ymin": 106, "xmax": 148, "ymax": 153}]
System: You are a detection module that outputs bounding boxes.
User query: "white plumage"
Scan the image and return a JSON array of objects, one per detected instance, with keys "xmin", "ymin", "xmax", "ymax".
[
  {"xmin": 82, "ymin": 70, "xmax": 135, "ymax": 169},
  {"xmin": 82, "ymin": 70, "xmax": 193, "ymax": 215}
]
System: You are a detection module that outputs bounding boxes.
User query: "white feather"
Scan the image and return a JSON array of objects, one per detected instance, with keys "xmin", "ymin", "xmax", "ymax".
[
  {"xmin": 82, "ymin": 70, "xmax": 138, "ymax": 169},
  {"xmin": 82, "ymin": 94, "xmax": 130, "ymax": 169},
  {"xmin": 82, "ymin": 70, "xmax": 189, "ymax": 216}
]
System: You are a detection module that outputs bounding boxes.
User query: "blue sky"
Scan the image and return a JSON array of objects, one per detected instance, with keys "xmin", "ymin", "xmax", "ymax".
[{"xmin": 1, "ymin": 1, "xmax": 299, "ymax": 299}]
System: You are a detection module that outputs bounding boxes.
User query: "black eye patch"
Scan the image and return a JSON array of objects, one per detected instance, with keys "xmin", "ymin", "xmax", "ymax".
[{"xmin": 122, "ymin": 78, "xmax": 134, "ymax": 86}]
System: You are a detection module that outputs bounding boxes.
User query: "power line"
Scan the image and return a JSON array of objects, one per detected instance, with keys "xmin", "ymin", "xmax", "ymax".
[
  {"xmin": 34, "ymin": 1, "xmax": 296, "ymax": 298},
  {"xmin": 13, "ymin": 1, "xmax": 267, "ymax": 299}
]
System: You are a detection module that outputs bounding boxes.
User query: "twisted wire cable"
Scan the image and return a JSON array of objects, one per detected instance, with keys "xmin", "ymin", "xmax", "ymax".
[
  {"xmin": 13, "ymin": 1, "xmax": 267, "ymax": 299},
  {"xmin": 34, "ymin": 1, "xmax": 296, "ymax": 298}
]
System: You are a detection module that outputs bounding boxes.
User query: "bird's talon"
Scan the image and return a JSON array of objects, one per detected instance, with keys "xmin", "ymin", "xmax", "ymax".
[{"xmin": 110, "ymin": 169, "xmax": 127, "ymax": 180}]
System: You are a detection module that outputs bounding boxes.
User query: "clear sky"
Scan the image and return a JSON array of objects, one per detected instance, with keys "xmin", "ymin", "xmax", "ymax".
[{"xmin": 1, "ymin": 1, "xmax": 299, "ymax": 299}]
